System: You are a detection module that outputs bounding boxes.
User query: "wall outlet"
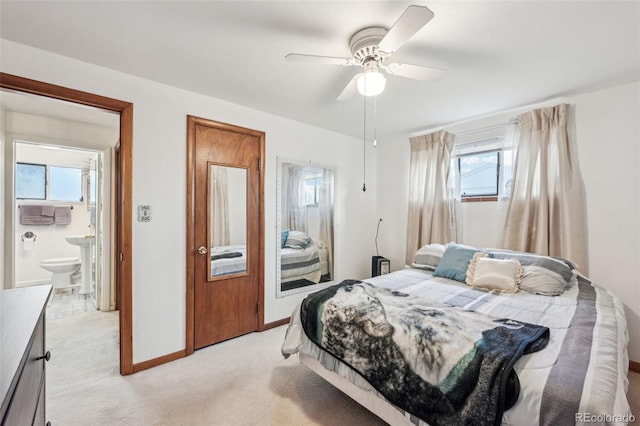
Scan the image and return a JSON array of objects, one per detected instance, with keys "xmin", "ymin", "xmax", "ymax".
[{"xmin": 137, "ymin": 205, "xmax": 151, "ymax": 222}]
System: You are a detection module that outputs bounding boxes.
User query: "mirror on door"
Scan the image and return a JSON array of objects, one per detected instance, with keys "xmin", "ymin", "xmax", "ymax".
[
  {"xmin": 209, "ymin": 164, "xmax": 248, "ymax": 279},
  {"xmin": 276, "ymin": 158, "xmax": 335, "ymax": 297}
]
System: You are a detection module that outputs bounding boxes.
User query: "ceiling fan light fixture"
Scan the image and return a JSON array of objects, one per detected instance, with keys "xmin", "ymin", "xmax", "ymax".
[{"xmin": 357, "ymin": 70, "xmax": 386, "ymax": 96}]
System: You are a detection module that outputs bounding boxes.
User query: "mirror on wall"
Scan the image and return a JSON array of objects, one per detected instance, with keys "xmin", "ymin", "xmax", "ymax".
[
  {"xmin": 276, "ymin": 157, "xmax": 335, "ymax": 297},
  {"xmin": 209, "ymin": 164, "xmax": 248, "ymax": 278}
]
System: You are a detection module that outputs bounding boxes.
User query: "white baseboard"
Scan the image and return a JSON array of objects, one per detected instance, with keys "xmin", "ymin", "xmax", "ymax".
[{"xmin": 16, "ymin": 279, "xmax": 51, "ymax": 288}]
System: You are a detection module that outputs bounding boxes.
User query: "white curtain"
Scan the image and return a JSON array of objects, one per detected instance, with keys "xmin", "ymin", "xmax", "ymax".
[
  {"xmin": 318, "ymin": 168, "xmax": 334, "ymax": 279},
  {"xmin": 500, "ymin": 103, "xmax": 588, "ymax": 273},
  {"xmin": 282, "ymin": 164, "xmax": 307, "ymax": 233},
  {"xmin": 405, "ymin": 131, "xmax": 456, "ymax": 264},
  {"xmin": 210, "ymin": 166, "xmax": 229, "ymax": 247}
]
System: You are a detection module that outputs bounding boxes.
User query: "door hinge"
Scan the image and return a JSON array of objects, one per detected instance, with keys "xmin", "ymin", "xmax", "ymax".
[
  {"xmin": 119, "ymin": 252, "xmax": 124, "ymax": 262},
  {"xmin": 256, "ymin": 301, "xmax": 260, "ymax": 314},
  {"xmin": 258, "ymin": 157, "xmax": 262, "ymax": 171}
]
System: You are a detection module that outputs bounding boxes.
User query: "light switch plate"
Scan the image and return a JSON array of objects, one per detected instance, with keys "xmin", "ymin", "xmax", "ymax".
[{"xmin": 137, "ymin": 205, "xmax": 151, "ymax": 222}]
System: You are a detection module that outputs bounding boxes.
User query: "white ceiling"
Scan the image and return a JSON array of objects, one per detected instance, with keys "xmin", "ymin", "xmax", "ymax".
[{"xmin": 1, "ymin": 1, "xmax": 638, "ymax": 141}]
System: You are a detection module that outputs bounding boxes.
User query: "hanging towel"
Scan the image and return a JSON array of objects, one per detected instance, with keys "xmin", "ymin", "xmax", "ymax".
[
  {"xmin": 54, "ymin": 206, "xmax": 72, "ymax": 225},
  {"xmin": 19, "ymin": 205, "xmax": 54, "ymax": 225},
  {"xmin": 41, "ymin": 205, "xmax": 55, "ymax": 216}
]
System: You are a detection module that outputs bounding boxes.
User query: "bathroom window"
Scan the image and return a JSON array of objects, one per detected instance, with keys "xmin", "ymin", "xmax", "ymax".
[
  {"xmin": 16, "ymin": 162, "xmax": 84, "ymax": 202},
  {"xmin": 16, "ymin": 163, "xmax": 46, "ymax": 200},
  {"xmin": 50, "ymin": 166, "xmax": 83, "ymax": 202}
]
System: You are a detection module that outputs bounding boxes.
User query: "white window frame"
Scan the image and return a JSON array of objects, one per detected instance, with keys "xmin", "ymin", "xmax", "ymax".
[
  {"xmin": 453, "ymin": 125, "xmax": 514, "ymax": 201},
  {"xmin": 16, "ymin": 161, "xmax": 85, "ymax": 203}
]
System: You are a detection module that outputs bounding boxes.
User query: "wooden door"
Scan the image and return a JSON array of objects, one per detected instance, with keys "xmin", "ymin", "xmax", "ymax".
[{"xmin": 188, "ymin": 116, "xmax": 264, "ymax": 349}]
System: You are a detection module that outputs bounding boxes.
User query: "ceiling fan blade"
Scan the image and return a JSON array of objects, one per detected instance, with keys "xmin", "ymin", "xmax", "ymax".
[
  {"xmin": 378, "ymin": 5, "xmax": 434, "ymax": 53},
  {"xmin": 336, "ymin": 74, "xmax": 361, "ymax": 101},
  {"xmin": 285, "ymin": 53, "xmax": 353, "ymax": 66},
  {"xmin": 384, "ymin": 63, "xmax": 446, "ymax": 81}
]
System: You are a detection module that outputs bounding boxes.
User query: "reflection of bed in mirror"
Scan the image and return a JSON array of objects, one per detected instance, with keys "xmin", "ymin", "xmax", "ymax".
[
  {"xmin": 210, "ymin": 244, "xmax": 246, "ymax": 277},
  {"xmin": 277, "ymin": 158, "xmax": 335, "ymax": 297},
  {"xmin": 209, "ymin": 164, "xmax": 248, "ymax": 278},
  {"xmin": 280, "ymin": 232, "xmax": 330, "ymax": 291}
]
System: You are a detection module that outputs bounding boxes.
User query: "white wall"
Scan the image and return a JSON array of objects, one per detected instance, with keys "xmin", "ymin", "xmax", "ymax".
[
  {"xmin": 573, "ymin": 82, "xmax": 640, "ymax": 362},
  {"xmin": 0, "ymin": 39, "xmax": 377, "ymax": 364},
  {"xmin": 0, "ymin": 105, "xmax": 5, "ymax": 289},
  {"xmin": 377, "ymin": 81, "xmax": 640, "ymax": 362}
]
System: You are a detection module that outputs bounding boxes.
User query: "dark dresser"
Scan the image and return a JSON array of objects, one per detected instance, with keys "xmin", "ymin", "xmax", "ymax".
[{"xmin": 1, "ymin": 285, "xmax": 52, "ymax": 426}]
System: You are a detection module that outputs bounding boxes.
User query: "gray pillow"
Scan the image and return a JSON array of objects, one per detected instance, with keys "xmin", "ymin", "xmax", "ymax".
[
  {"xmin": 284, "ymin": 231, "xmax": 312, "ymax": 249},
  {"xmin": 485, "ymin": 249, "xmax": 574, "ymax": 296},
  {"xmin": 412, "ymin": 243, "xmax": 446, "ymax": 271}
]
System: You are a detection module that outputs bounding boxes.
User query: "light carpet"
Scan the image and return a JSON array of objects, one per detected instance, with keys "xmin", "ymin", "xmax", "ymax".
[
  {"xmin": 46, "ymin": 309, "xmax": 640, "ymax": 425},
  {"xmin": 45, "ymin": 309, "xmax": 384, "ymax": 426}
]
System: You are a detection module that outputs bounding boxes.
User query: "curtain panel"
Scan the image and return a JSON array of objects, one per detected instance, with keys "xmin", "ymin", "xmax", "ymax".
[
  {"xmin": 500, "ymin": 103, "xmax": 588, "ymax": 273},
  {"xmin": 282, "ymin": 164, "xmax": 307, "ymax": 233},
  {"xmin": 405, "ymin": 131, "xmax": 456, "ymax": 265},
  {"xmin": 210, "ymin": 166, "xmax": 230, "ymax": 247},
  {"xmin": 318, "ymin": 168, "xmax": 334, "ymax": 276}
]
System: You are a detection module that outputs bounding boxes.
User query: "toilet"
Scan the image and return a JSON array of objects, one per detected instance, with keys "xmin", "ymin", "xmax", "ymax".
[{"xmin": 40, "ymin": 257, "xmax": 81, "ymax": 289}]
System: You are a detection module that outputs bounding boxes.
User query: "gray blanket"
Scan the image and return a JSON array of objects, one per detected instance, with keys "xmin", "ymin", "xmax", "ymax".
[{"xmin": 300, "ymin": 280, "xmax": 550, "ymax": 426}]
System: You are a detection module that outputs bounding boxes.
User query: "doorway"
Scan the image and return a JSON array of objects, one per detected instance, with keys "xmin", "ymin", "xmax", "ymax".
[
  {"xmin": 0, "ymin": 73, "xmax": 134, "ymax": 375},
  {"xmin": 186, "ymin": 116, "xmax": 265, "ymax": 352},
  {"xmin": 13, "ymin": 142, "xmax": 110, "ymax": 313}
]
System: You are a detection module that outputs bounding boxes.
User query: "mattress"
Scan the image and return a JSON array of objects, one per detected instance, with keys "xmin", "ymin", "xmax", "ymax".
[{"xmin": 282, "ymin": 268, "xmax": 632, "ymax": 425}]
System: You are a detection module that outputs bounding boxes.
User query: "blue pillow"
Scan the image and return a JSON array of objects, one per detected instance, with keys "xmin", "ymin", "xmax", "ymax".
[
  {"xmin": 433, "ymin": 244, "xmax": 486, "ymax": 283},
  {"xmin": 281, "ymin": 229, "xmax": 290, "ymax": 248}
]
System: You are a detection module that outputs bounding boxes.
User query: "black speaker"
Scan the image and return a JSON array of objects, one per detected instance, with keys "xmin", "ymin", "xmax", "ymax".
[{"xmin": 372, "ymin": 256, "xmax": 390, "ymax": 277}]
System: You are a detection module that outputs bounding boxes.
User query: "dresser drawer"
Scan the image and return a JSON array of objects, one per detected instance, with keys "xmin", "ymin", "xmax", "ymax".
[{"xmin": 2, "ymin": 314, "xmax": 45, "ymax": 426}]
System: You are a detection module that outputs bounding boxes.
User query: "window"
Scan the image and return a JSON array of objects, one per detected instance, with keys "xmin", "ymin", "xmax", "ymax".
[
  {"xmin": 458, "ymin": 150, "xmax": 499, "ymax": 197},
  {"xmin": 16, "ymin": 163, "xmax": 46, "ymax": 200},
  {"xmin": 16, "ymin": 162, "xmax": 84, "ymax": 202},
  {"xmin": 453, "ymin": 135, "xmax": 513, "ymax": 201},
  {"xmin": 50, "ymin": 166, "xmax": 83, "ymax": 201},
  {"xmin": 304, "ymin": 177, "xmax": 321, "ymax": 206}
]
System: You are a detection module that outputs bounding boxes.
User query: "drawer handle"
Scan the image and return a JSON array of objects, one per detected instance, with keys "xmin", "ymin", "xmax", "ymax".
[{"xmin": 37, "ymin": 351, "xmax": 51, "ymax": 362}]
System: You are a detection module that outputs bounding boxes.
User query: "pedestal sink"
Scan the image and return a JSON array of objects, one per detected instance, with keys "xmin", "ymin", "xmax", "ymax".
[{"xmin": 65, "ymin": 235, "xmax": 94, "ymax": 295}]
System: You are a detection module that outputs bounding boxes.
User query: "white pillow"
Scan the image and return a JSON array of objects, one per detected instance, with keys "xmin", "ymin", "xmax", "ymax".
[{"xmin": 466, "ymin": 252, "xmax": 523, "ymax": 293}]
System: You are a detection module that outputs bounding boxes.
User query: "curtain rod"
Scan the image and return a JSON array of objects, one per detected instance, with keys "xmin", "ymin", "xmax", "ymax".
[
  {"xmin": 412, "ymin": 96, "xmax": 570, "ymax": 137},
  {"xmin": 454, "ymin": 121, "xmax": 517, "ymax": 137}
]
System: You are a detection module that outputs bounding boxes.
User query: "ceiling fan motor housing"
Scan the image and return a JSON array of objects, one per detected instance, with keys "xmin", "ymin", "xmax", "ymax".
[{"xmin": 349, "ymin": 27, "xmax": 390, "ymax": 65}]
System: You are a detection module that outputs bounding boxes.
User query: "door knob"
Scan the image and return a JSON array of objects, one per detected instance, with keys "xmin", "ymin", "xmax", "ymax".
[
  {"xmin": 197, "ymin": 246, "xmax": 208, "ymax": 255},
  {"xmin": 37, "ymin": 351, "xmax": 51, "ymax": 362}
]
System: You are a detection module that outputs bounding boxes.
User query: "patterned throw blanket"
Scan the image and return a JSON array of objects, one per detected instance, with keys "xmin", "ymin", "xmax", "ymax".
[{"xmin": 300, "ymin": 280, "xmax": 550, "ymax": 426}]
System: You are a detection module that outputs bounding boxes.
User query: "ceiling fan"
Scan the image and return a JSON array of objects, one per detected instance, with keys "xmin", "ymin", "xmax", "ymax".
[{"xmin": 285, "ymin": 5, "xmax": 446, "ymax": 101}]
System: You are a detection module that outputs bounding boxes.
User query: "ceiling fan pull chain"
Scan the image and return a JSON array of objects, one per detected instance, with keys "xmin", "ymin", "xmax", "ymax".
[
  {"xmin": 373, "ymin": 95, "xmax": 378, "ymax": 148},
  {"xmin": 362, "ymin": 69, "xmax": 367, "ymax": 192}
]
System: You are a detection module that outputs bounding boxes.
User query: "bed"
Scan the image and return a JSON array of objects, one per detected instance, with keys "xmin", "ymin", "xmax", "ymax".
[
  {"xmin": 282, "ymin": 244, "xmax": 632, "ymax": 426},
  {"xmin": 281, "ymin": 242, "xmax": 323, "ymax": 284},
  {"xmin": 280, "ymin": 230, "xmax": 330, "ymax": 290},
  {"xmin": 210, "ymin": 244, "xmax": 246, "ymax": 277}
]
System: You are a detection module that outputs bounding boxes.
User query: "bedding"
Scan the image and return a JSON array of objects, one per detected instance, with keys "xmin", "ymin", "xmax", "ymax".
[
  {"xmin": 466, "ymin": 253, "xmax": 523, "ymax": 293},
  {"xmin": 281, "ymin": 241, "xmax": 322, "ymax": 283},
  {"xmin": 282, "ymin": 267, "xmax": 631, "ymax": 426},
  {"xmin": 210, "ymin": 244, "xmax": 246, "ymax": 277},
  {"xmin": 298, "ymin": 279, "xmax": 549, "ymax": 425}
]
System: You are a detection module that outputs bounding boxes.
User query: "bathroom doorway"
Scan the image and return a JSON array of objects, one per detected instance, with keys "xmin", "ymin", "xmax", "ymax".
[
  {"xmin": 13, "ymin": 142, "xmax": 114, "ymax": 313},
  {"xmin": 0, "ymin": 73, "xmax": 134, "ymax": 375}
]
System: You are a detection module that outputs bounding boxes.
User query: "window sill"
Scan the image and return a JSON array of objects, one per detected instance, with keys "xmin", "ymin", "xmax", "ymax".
[{"xmin": 461, "ymin": 196, "xmax": 498, "ymax": 203}]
